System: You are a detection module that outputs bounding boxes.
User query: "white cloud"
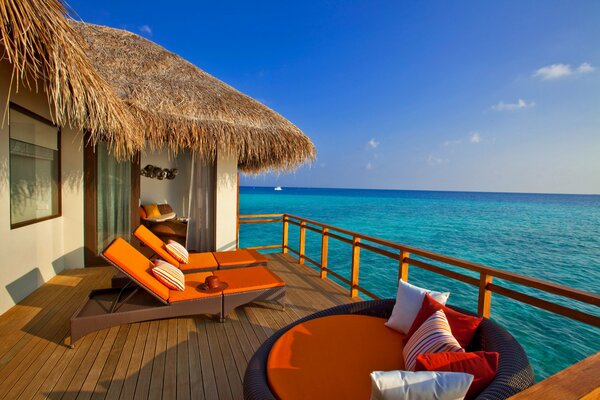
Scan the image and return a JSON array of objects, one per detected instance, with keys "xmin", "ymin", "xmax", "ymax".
[
  {"xmin": 367, "ymin": 138, "xmax": 380, "ymax": 149},
  {"xmin": 426, "ymin": 155, "xmax": 445, "ymax": 166},
  {"xmin": 534, "ymin": 64, "xmax": 571, "ymax": 80},
  {"xmin": 490, "ymin": 98, "xmax": 535, "ymax": 112},
  {"xmin": 469, "ymin": 132, "xmax": 482, "ymax": 143},
  {"xmin": 365, "ymin": 162, "xmax": 373, "ymax": 170},
  {"xmin": 139, "ymin": 25, "xmax": 153, "ymax": 36},
  {"xmin": 443, "ymin": 139, "xmax": 462, "ymax": 147},
  {"xmin": 534, "ymin": 62, "xmax": 595, "ymax": 80},
  {"xmin": 577, "ymin": 62, "xmax": 596, "ymax": 74}
]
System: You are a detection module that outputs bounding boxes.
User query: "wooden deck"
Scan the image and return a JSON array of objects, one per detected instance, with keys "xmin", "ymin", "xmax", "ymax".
[{"xmin": 0, "ymin": 253, "xmax": 356, "ymax": 400}]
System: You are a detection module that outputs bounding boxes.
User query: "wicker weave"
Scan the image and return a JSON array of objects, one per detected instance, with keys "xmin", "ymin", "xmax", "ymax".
[{"xmin": 243, "ymin": 299, "xmax": 534, "ymax": 400}]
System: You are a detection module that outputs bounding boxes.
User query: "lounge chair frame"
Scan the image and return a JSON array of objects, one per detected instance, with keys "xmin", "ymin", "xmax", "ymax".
[
  {"xmin": 70, "ymin": 242, "xmax": 286, "ymax": 347},
  {"xmin": 69, "ymin": 248, "xmax": 223, "ymax": 347},
  {"xmin": 223, "ymin": 287, "xmax": 286, "ymax": 317}
]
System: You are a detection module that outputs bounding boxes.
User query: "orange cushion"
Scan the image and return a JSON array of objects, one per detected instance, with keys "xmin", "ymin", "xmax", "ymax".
[
  {"xmin": 139, "ymin": 206, "xmax": 147, "ymax": 220},
  {"xmin": 102, "ymin": 238, "xmax": 170, "ymax": 302},
  {"xmin": 213, "ymin": 266, "xmax": 284, "ymax": 294},
  {"xmin": 213, "ymin": 249, "xmax": 267, "ymax": 267},
  {"xmin": 143, "ymin": 204, "xmax": 161, "ymax": 218},
  {"xmin": 267, "ymin": 315, "xmax": 405, "ymax": 400},
  {"xmin": 180, "ymin": 252, "xmax": 219, "ymax": 272},
  {"xmin": 168, "ymin": 272, "xmax": 222, "ymax": 302},
  {"xmin": 134, "ymin": 225, "xmax": 181, "ymax": 267}
]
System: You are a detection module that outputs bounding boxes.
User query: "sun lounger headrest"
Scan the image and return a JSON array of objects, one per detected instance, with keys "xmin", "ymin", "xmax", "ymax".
[
  {"xmin": 133, "ymin": 225, "xmax": 181, "ymax": 267},
  {"xmin": 103, "ymin": 238, "xmax": 170, "ymax": 302}
]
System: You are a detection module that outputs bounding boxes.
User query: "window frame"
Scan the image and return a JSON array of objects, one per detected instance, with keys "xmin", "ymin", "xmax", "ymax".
[{"xmin": 9, "ymin": 102, "xmax": 62, "ymax": 229}]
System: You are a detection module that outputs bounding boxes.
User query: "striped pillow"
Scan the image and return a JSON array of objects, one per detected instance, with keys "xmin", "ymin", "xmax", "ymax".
[
  {"xmin": 165, "ymin": 240, "xmax": 189, "ymax": 264},
  {"xmin": 152, "ymin": 260, "xmax": 185, "ymax": 291},
  {"xmin": 403, "ymin": 309, "xmax": 464, "ymax": 371}
]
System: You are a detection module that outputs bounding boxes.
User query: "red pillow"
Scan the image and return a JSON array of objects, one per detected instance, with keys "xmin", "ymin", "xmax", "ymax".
[
  {"xmin": 416, "ymin": 351, "xmax": 499, "ymax": 399},
  {"xmin": 404, "ymin": 293, "xmax": 483, "ymax": 348}
]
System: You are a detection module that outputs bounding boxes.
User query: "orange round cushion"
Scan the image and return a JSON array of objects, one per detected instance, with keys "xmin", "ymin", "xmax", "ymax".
[{"xmin": 267, "ymin": 314, "xmax": 405, "ymax": 400}]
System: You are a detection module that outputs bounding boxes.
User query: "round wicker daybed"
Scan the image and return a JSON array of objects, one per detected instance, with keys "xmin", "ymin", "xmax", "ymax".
[{"xmin": 243, "ymin": 299, "xmax": 534, "ymax": 400}]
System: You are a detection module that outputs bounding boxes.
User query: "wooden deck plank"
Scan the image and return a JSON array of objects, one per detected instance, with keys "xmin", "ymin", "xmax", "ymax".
[
  {"xmin": 509, "ymin": 352, "xmax": 600, "ymax": 400},
  {"xmin": 205, "ymin": 319, "xmax": 233, "ymax": 400},
  {"xmin": 119, "ymin": 322, "xmax": 150, "ymax": 400},
  {"xmin": 104, "ymin": 323, "xmax": 140, "ymax": 400},
  {"xmin": 215, "ymin": 321, "xmax": 244, "ymax": 399},
  {"xmin": 61, "ymin": 329, "xmax": 111, "ymax": 400},
  {"xmin": 176, "ymin": 318, "xmax": 191, "ymax": 400},
  {"xmin": 132, "ymin": 321, "xmax": 159, "ymax": 400},
  {"xmin": 74, "ymin": 326, "xmax": 120, "ymax": 400},
  {"xmin": 146, "ymin": 319, "xmax": 168, "ymax": 400},
  {"xmin": 162, "ymin": 318, "xmax": 178, "ymax": 400},
  {"xmin": 0, "ymin": 256, "xmax": 357, "ymax": 400},
  {"xmin": 90, "ymin": 324, "xmax": 131, "ymax": 400},
  {"xmin": 0, "ymin": 271, "xmax": 106, "ymax": 395},
  {"xmin": 186, "ymin": 318, "xmax": 205, "ymax": 400},
  {"xmin": 36, "ymin": 331, "xmax": 100, "ymax": 399},
  {"xmin": 196, "ymin": 318, "xmax": 218, "ymax": 400}
]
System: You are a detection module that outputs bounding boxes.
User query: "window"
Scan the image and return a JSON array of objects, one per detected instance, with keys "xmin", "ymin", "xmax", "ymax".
[{"xmin": 9, "ymin": 104, "xmax": 61, "ymax": 228}]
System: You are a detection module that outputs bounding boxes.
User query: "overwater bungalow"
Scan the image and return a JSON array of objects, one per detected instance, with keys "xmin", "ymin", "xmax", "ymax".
[{"xmin": 0, "ymin": 1, "xmax": 598, "ymax": 399}]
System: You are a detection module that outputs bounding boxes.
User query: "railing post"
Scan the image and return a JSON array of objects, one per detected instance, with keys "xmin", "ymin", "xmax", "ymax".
[
  {"xmin": 320, "ymin": 228, "xmax": 329, "ymax": 279},
  {"xmin": 282, "ymin": 215, "xmax": 289, "ymax": 254},
  {"xmin": 299, "ymin": 221, "xmax": 306, "ymax": 264},
  {"xmin": 350, "ymin": 236, "xmax": 361, "ymax": 297},
  {"xmin": 478, "ymin": 273, "xmax": 493, "ymax": 318},
  {"xmin": 399, "ymin": 250, "xmax": 410, "ymax": 282}
]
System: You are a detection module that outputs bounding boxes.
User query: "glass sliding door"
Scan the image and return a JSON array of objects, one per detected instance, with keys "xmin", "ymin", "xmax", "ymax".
[
  {"xmin": 84, "ymin": 139, "xmax": 140, "ymax": 266},
  {"xmin": 96, "ymin": 142, "xmax": 132, "ymax": 251}
]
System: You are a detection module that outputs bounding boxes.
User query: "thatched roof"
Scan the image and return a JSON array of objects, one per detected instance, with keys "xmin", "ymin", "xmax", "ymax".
[
  {"xmin": 71, "ymin": 22, "xmax": 315, "ymax": 173},
  {"xmin": 0, "ymin": 0, "xmax": 144, "ymax": 157}
]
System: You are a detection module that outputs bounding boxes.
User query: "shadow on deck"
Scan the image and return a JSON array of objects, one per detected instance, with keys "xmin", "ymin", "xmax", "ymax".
[{"xmin": 0, "ymin": 253, "xmax": 356, "ymax": 399}]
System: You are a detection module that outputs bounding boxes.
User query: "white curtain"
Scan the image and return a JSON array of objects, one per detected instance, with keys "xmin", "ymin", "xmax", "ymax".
[
  {"xmin": 186, "ymin": 155, "xmax": 215, "ymax": 251},
  {"xmin": 96, "ymin": 142, "xmax": 131, "ymax": 252}
]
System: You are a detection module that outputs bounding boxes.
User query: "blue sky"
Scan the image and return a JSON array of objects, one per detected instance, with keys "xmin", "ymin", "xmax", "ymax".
[{"xmin": 69, "ymin": 1, "xmax": 600, "ymax": 194}]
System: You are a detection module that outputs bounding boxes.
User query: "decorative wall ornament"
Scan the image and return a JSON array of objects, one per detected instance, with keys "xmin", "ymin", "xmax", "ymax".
[{"xmin": 141, "ymin": 164, "xmax": 179, "ymax": 180}]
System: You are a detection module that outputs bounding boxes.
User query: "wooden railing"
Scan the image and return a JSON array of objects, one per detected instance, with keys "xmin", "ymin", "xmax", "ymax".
[{"xmin": 238, "ymin": 213, "xmax": 600, "ymax": 327}]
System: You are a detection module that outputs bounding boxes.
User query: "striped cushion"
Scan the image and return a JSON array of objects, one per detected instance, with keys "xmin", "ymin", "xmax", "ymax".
[
  {"xmin": 403, "ymin": 309, "xmax": 464, "ymax": 371},
  {"xmin": 165, "ymin": 240, "xmax": 189, "ymax": 264},
  {"xmin": 152, "ymin": 260, "xmax": 185, "ymax": 291}
]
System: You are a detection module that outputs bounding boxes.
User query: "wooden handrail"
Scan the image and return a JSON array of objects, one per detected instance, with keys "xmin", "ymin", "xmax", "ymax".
[
  {"xmin": 239, "ymin": 213, "xmax": 600, "ymax": 328},
  {"xmin": 239, "ymin": 213, "xmax": 284, "ymax": 218}
]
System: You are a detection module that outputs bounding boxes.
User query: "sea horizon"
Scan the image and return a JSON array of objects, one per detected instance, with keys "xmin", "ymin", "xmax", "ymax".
[{"xmin": 241, "ymin": 185, "xmax": 600, "ymax": 197}]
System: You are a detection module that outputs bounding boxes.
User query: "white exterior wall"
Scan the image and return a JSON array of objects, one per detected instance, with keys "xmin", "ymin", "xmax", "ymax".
[
  {"xmin": 140, "ymin": 149, "xmax": 192, "ymax": 216},
  {"xmin": 215, "ymin": 153, "xmax": 238, "ymax": 251},
  {"xmin": 0, "ymin": 59, "xmax": 84, "ymax": 314}
]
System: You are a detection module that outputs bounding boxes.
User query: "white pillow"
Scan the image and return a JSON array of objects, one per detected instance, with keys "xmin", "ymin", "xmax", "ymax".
[
  {"xmin": 144, "ymin": 211, "xmax": 177, "ymax": 223},
  {"xmin": 165, "ymin": 240, "xmax": 189, "ymax": 264},
  {"xmin": 152, "ymin": 260, "xmax": 185, "ymax": 291},
  {"xmin": 385, "ymin": 280, "xmax": 450, "ymax": 334},
  {"xmin": 370, "ymin": 370, "xmax": 473, "ymax": 400}
]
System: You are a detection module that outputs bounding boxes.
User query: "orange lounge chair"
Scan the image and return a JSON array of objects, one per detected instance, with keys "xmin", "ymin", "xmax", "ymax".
[
  {"xmin": 133, "ymin": 225, "xmax": 267, "ymax": 271},
  {"xmin": 134, "ymin": 225, "xmax": 219, "ymax": 273},
  {"xmin": 71, "ymin": 239, "xmax": 286, "ymax": 346},
  {"xmin": 214, "ymin": 266, "xmax": 286, "ymax": 318},
  {"xmin": 70, "ymin": 238, "xmax": 222, "ymax": 346}
]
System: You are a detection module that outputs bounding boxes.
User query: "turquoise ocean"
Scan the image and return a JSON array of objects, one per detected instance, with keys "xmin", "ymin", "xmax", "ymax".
[{"xmin": 238, "ymin": 186, "xmax": 600, "ymax": 381}]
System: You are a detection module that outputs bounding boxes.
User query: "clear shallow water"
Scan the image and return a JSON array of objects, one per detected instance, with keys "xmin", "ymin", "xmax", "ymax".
[{"xmin": 239, "ymin": 187, "xmax": 600, "ymax": 381}]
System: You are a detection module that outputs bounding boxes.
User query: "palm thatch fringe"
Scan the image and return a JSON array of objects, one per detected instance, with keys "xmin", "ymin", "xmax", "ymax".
[
  {"xmin": 72, "ymin": 22, "xmax": 315, "ymax": 173},
  {"xmin": 0, "ymin": 0, "xmax": 144, "ymax": 158}
]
